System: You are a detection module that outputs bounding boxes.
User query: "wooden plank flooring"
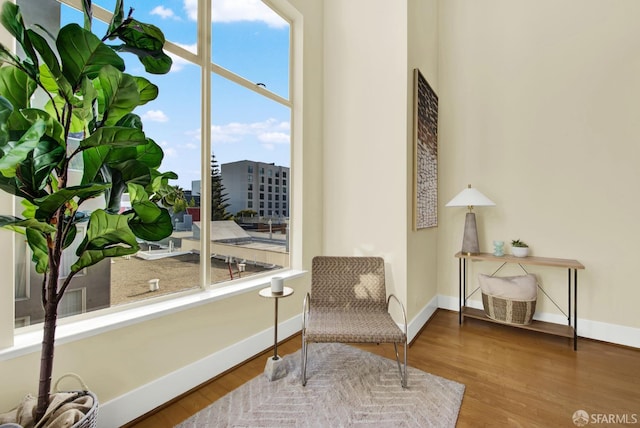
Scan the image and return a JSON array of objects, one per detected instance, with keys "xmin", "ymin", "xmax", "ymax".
[{"xmin": 126, "ymin": 309, "xmax": 640, "ymax": 427}]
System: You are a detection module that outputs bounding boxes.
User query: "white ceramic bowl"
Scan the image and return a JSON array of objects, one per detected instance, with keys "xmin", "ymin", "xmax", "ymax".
[{"xmin": 511, "ymin": 247, "xmax": 529, "ymax": 257}]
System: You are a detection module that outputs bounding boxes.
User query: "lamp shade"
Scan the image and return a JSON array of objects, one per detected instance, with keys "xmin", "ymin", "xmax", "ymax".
[{"xmin": 445, "ymin": 184, "xmax": 495, "ymax": 208}]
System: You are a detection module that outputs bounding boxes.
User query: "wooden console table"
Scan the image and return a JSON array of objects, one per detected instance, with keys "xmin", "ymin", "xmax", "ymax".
[{"xmin": 456, "ymin": 252, "xmax": 585, "ymax": 350}]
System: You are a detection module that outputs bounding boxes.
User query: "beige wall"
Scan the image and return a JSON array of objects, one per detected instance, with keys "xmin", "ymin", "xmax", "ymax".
[
  {"xmin": 406, "ymin": 0, "xmax": 439, "ymax": 321},
  {"xmin": 323, "ymin": 0, "xmax": 409, "ymax": 304},
  {"xmin": 437, "ymin": 0, "xmax": 640, "ymax": 330}
]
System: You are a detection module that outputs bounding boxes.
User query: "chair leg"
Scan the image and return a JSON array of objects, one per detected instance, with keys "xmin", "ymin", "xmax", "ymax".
[
  {"xmin": 301, "ymin": 337, "xmax": 308, "ymax": 386},
  {"xmin": 393, "ymin": 341, "xmax": 408, "ymax": 388}
]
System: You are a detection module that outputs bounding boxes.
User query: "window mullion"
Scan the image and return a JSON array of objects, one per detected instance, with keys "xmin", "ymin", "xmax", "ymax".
[{"xmin": 199, "ymin": 0, "xmax": 212, "ymax": 289}]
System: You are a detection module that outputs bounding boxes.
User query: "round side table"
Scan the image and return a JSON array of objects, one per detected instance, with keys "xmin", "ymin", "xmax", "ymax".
[{"xmin": 259, "ymin": 286, "xmax": 294, "ymax": 380}]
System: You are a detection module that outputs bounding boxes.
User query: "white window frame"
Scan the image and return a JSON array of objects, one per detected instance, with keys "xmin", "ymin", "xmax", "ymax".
[{"xmin": 0, "ymin": 0, "xmax": 305, "ymax": 356}]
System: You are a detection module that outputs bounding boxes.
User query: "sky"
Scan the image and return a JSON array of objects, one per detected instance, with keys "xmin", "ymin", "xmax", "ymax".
[{"xmin": 61, "ymin": 0, "xmax": 291, "ymax": 190}]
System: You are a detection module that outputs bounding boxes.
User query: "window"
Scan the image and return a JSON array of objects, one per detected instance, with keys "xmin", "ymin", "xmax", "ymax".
[
  {"xmin": 268, "ymin": 186, "xmax": 273, "ymax": 193},
  {"xmin": 268, "ymin": 178, "xmax": 273, "ymax": 184},
  {"xmin": 7, "ymin": 0, "xmax": 293, "ymax": 329},
  {"xmin": 283, "ymin": 172, "xmax": 287, "ymax": 178},
  {"xmin": 276, "ymin": 179, "xmax": 280, "ymax": 185}
]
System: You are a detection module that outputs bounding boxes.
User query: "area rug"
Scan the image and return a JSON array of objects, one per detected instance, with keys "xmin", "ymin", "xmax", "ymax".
[{"xmin": 175, "ymin": 343, "xmax": 465, "ymax": 427}]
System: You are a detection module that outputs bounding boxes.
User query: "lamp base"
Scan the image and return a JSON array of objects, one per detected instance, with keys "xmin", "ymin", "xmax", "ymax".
[{"xmin": 461, "ymin": 212, "xmax": 480, "ymax": 254}]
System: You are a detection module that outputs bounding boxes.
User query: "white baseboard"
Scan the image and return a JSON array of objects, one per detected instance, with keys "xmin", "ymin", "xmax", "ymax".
[
  {"xmin": 102, "ymin": 295, "xmax": 638, "ymax": 427},
  {"xmin": 437, "ymin": 295, "xmax": 640, "ymax": 349},
  {"xmin": 98, "ymin": 314, "xmax": 302, "ymax": 428},
  {"xmin": 407, "ymin": 295, "xmax": 438, "ymax": 343}
]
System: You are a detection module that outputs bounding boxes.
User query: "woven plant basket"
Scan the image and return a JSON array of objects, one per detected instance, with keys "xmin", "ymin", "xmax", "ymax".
[
  {"xmin": 34, "ymin": 374, "xmax": 98, "ymax": 428},
  {"xmin": 482, "ymin": 293, "xmax": 536, "ymax": 325}
]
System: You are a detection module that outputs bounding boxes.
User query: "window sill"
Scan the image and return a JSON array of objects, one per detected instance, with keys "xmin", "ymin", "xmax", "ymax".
[{"xmin": 0, "ymin": 269, "xmax": 306, "ymax": 361}]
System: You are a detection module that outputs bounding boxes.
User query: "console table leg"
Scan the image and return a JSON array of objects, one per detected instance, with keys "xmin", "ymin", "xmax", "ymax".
[
  {"xmin": 574, "ymin": 269, "xmax": 578, "ymax": 351},
  {"xmin": 459, "ymin": 258, "xmax": 463, "ymax": 324}
]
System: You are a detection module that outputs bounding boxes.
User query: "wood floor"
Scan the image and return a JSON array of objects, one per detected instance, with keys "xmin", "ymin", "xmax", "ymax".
[{"xmin": 126, "ymin": 309, "xmax": 640, "ymax": 427}]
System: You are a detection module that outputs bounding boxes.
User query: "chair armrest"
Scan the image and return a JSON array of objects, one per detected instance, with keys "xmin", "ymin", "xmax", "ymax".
[{"xmin": 387, "ymin": 294, "xmax": 407, "ymax": 340}]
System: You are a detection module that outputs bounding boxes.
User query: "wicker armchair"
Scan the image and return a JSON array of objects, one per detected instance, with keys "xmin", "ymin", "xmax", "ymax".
[{"xmin": 301, "ymin": 256, "xmax": 407, "ymax": 387}]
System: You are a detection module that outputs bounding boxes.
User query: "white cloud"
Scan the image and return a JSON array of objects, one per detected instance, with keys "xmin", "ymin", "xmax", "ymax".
[
  {"xmin": 151, "ymin": 6, "xmax": 177, "ymax": 20},
  {"xmin": 211, "ymin": 118, "xmax": 290, "ymax": 147},
  {"xmin": 142, "ymin": 110, "xmax": 169, "ymax": 122},
  {"xmin": 258, "ymin": 132, "xmax": 289, "ymax": 144},
  {"xmin": 184, "ymin": 0, "xmax": 197, "ymax": 21},
  {"xmin": 185, "ymin": 119, "xmax": 290, "ymax": 149},
  {"xmin": 184, "ymin": 0, "xmax": 287, "ymax": 28}
]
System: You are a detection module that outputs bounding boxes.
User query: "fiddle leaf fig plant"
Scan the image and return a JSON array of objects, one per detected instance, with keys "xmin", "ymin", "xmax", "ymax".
[{"xmin": 0, "ymin": 0, "xmax": 176, "ymax": 423}]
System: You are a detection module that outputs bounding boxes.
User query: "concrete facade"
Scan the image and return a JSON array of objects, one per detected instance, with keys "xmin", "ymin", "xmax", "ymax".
[{"xmin": 221, "ymin": 160, "xmax": 290, "ymax": 218}]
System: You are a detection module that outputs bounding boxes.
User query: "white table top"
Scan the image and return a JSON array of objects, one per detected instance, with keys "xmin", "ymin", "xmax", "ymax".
[{"xmin": 259, "ymin": 286, "xmax": 294, "ymax": 299}]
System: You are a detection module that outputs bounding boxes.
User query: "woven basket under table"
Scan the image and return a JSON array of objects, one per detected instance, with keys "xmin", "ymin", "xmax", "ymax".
[{"xmin": 482, "ymin": 292, "xmax": 536, "ymax": 325}]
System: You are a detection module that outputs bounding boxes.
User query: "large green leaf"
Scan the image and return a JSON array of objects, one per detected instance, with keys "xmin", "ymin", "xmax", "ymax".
[
  {"xmin": 81, "ymin": 145, "xmax": 110, "ymax": 185},
  {"xmin": 128, "ymin": 206, "xmax": 172, "ymax": 241},
  {"xmin": 20, "ymin": 108, "xmax": 65, "ymax": 146},
  {"xmin": 72, "ymin": 210, "xmax": 139, "ymax": 271},
  {"xmin": 107, "ymin": 0, "xmax": 124, "ymax": 37},
  {"xmin": 25, "ymin": 227, "xmax": 48, "ymax": 274},
  {"xmin": 17, "ymin": 136, "xmax": 65, "ymax": 192},
  {"xmin": 0, "ymin": 119, "xmax": 46, "ymax": 178},
  {"xmin": 112, "ymin": 19, "xmax": 172, "ymax": 75},
  {"xmin": 0, "ymin": 215, "xmax": 56, "ymax": 234},
  {"xmin": 133, "ymin": 76, "xmax": 158, "ymax": 106},
  {"xmin": 98, "ymin": 66, "xmax": 140, "ymax": 126},
  {"xmin": 0, "ymin": 42, "xmax": 23, "ymax": 70},
  {"xmin": 28, "ymin": 30, "xmax": 74, "ymax": 103},
  {"xmin": 110, "ymin": 159, "xmax": 151, "ymax": 187},
  {"xmin": 128, "ymin": 183, "xmax": 160, "ymax": 222},
  {"xmin": 34, "ymin": 183, "xmax": 111, "ymax": 221},
  {"xmin": 116, "ymin": 113, "xmax": 142, "ymax": 130},
  {"xmin": 0, "ymin": 3, "xmax": 38, "ymax": 78},
  {"xmin": 135, "ymin": 139, "xmax": 163, "ymax": 169},
  {"xmin": 0, "ymin": 96, "xmax": 13, "ymax": 145},
  {"xmin": 44, "ymin": 96, "xmax": 85, "ymax": 134},
  {"xmin": 0, "ymin": 65, "xmax": 36, "ymax": 110},
  {"xmin": 79, "ymin": 126, "xmax": 146, "ymax": 149},
  {"xmin": 82, "ymin": 0, "xmax": 92, "ymax": 31},
  {"xmin": 57, "ymin": 23, "xmax": 124, "ymax": 88}
]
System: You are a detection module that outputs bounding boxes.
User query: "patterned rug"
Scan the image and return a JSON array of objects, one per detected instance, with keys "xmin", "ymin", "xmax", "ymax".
[{"xmin": 176, "ymin": 343, "xmax": 465, "ymax": 427}]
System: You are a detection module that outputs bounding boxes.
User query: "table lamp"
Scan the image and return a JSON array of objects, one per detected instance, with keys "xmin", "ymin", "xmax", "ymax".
[{"xmin": 446, "ymin": 184, "xmax": 495, "ymax": 255}]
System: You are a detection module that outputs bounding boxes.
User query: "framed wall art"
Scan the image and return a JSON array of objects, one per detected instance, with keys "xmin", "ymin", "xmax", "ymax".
[{"xmin": 413, "ymin": 68, "xmax": 438, "ymax": 230}]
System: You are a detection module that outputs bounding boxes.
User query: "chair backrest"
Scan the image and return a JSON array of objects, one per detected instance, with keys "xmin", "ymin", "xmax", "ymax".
[{"xmin": 311, "ymin": 256, "xmax": 387, "ymax": 311}]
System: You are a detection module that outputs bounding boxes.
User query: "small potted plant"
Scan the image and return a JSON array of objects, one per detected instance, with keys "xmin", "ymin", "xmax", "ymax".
[{"xmin": 511, "ymin": 239, "xmax": 529, "ymax": 257}]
